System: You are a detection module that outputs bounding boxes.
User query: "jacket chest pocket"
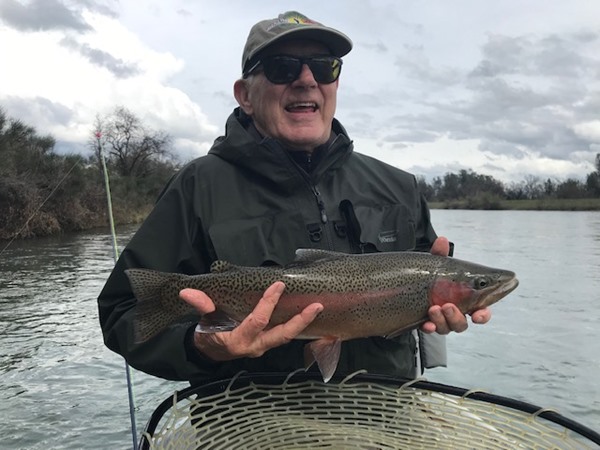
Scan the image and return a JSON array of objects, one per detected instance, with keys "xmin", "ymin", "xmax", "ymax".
[
  {"xmin": 207, "ymin": 211, "xmax": 309, "ymax": 267},
  {"xmin": 349, "ymin": 202, "xmax": 417, "ymax": 253}
]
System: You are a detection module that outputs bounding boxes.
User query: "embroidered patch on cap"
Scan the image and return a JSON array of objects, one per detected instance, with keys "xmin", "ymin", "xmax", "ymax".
[{"xmin": 266, "ymin": 12, "xmax": 319, "ymax": 32}]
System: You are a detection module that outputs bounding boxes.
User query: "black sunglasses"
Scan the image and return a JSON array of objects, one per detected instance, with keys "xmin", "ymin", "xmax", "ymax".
[{"xmin": 244, "ymin": 55, "xmax": 343, "ymax": 84}]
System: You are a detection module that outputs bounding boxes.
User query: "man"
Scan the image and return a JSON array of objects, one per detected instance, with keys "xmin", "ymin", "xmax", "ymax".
[{"xmin": 98, "ymin": 11, "xmax": 490, "ymax": 384}]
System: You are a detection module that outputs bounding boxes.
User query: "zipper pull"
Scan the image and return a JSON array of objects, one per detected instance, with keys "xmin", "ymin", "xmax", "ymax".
[{"xmin": 312, "ymin": 187, "xmax": 328, "ymax": 224}]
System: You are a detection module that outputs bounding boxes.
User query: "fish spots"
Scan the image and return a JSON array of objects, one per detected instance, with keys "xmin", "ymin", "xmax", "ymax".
[{"xmin": 129, "ymin": 250, "xmax": 517, "ymax": 346}]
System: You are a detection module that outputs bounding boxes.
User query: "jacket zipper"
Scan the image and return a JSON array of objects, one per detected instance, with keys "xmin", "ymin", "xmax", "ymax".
[
  {"xmin": 301, "ymin": 153, "xmax": 327, "ymax": 223},
  {"xmin": 312, "ymin": 186, "xmax": 328, "ymax": 224},
  {"xmin": 280, "ymin": 145, "xmax": 331, "ymax": 241},
  {"xmin": 311, "ymin": 185, "xmax": 336, "ymax": 250}
]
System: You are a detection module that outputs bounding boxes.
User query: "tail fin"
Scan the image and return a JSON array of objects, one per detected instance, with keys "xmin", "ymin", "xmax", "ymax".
[{"xmin": 126, "ymin": 268, "xmax": 192, "ymax": 343}]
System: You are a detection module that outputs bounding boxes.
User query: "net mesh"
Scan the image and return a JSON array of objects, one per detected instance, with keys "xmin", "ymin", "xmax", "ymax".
[{"xmin": 141, "ymin": 372, "xmax": 598, "ymax": 450}]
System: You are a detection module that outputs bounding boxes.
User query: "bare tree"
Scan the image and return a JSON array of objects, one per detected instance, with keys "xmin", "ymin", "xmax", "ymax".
[
  {"xmin": 90, "ymin": 106, "xmax": 173, "ymax": 177},
  {"xmin": 522, "ymin": 175, "xmax": 544, "ymax": 200}
]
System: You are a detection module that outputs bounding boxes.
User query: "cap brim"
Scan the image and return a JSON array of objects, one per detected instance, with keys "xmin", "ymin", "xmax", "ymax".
[{"xmin": 246, "ymin": 26, "xmax": 352, "ymax": 71}]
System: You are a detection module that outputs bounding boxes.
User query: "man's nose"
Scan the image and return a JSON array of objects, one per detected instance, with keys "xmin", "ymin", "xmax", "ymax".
[{"xmin": 293, "ymin": 63, "xmax": 317, "ymax": 86}]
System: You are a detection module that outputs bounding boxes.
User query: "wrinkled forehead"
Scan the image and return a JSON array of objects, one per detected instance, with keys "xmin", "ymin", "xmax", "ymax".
[{"xmin": 260, "ymin": 39, "xmax": 332, "ymax": 58}]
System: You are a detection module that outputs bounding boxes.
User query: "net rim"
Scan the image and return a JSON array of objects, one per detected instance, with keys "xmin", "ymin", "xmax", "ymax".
[{"xmin": 138, "ymin": 371, "xmax": 600, "ymax": 449}]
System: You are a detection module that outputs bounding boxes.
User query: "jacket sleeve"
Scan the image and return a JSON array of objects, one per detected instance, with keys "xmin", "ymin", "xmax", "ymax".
[{"xmin": 97, "ymin": 165, "xmax": 238, "ymax": 381}]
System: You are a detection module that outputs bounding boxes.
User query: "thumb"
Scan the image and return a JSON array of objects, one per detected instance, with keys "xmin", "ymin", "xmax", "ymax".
[
  {"xmin": 430, "ymin": 236, "xmax": 450, "ymax": 256},
  {"xmin": 179, "ymin": 288, "xmax": 216, "ymax": 315}
]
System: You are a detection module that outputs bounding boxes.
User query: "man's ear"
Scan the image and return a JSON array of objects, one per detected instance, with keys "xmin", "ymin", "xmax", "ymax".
[{"xmin": 233, "ymin": 79, "xmax": 253, "ymax": 115}]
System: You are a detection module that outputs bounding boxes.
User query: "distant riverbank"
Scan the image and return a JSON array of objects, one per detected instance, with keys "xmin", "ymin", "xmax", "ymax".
[
  {"xmin": 429, "ymin": 198, "xmax": 600, "ymax": 211},
  {"xmin": 2, "ymin": 198, "xmax": 600, "ymax": 243}
]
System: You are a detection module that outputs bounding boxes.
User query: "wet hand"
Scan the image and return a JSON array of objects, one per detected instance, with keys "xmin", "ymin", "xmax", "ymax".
[
  {"xmin": 179, "ymin": 282, "xmax": 323, "ymax": 361},
  {"xmin": 420, "ymin": 236, "xmax": 492, "ymax": 335}
]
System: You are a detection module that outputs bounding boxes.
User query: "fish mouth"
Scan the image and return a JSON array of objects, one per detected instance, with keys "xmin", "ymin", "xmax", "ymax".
[{"xmin": 475, "ymin": 275, "xmax": 519, "ymax": 310}]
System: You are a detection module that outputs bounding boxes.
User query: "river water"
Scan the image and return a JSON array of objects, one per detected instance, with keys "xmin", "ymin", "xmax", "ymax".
[{"xmin": 0, "ymin": 210, "xmax": 599, "ymax": 449}]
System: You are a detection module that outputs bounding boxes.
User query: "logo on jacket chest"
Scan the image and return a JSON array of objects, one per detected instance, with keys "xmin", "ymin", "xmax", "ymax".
[{"xmin": 377, "ymin": 230, "xmax": 398, "ymax": 244}]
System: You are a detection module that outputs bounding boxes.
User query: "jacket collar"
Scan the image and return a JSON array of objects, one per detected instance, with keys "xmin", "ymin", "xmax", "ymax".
[{"xmin": 209, "ymin": 108, "xmax": 354, "ymax": 190}]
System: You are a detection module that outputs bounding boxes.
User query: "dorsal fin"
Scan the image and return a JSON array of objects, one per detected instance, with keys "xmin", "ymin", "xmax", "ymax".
[
  {"xmin": 210, "ymin": 260, "xmax": 234, "ymax": 273},
  {"xmin": 292, "ymin": 249, "xmax": 346, "ymax": 265}
]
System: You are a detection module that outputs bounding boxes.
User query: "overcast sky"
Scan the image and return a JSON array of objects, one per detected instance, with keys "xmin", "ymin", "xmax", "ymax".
[{"xmin": 1, "ymin": 0, "xmax": 600, "ymax": 183}]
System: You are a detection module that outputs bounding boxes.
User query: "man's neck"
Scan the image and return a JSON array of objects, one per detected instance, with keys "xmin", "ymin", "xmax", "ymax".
[
  {"xmin": 246, "ymin": 121, "xmax": 336, "ymax": 153},
  {"xmin": 246, "ymin": 121, "xmax": 336, "ymax": 174}
]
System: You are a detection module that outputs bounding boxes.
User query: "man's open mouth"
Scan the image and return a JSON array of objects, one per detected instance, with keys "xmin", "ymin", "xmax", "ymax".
[{"xmin": 285, "ymin": 102, "xmax": 318, "ymax": 112}]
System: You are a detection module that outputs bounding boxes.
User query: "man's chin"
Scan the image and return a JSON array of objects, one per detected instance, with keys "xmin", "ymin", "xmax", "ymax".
[{"xmin": 279, "ymin": 129, "xmax": 331, "ymax": 151}]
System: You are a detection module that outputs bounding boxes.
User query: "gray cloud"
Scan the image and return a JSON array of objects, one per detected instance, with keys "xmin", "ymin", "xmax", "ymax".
[
  {"xmin": 0, "ymin": 0, "xmax": 91, "ymax": 32},
  {"xmin": 60, "ymin": 36, "xmax": 140, "ymax": 78},
  {"xmin": 338, "ymin": 88, "xmax": 387, "ymax": 110},
  {"xmin": 177, "ymin": 9, "xmax": 192, "ymax": 18},
  {"xmin": 360, "ymin": 40, "xmax": 388, "ymax": 54},
  {"xmin": 394, "ymin": 46, "xmax": 463, "ymax": 88},
  {"xmin": 470, "ymin": 33, "xmax": 599, "ymax": 79},
  {"xmin": 382, "ymin": 128, "xmax": 440, "ymax": 144},
  {"xmin": 75, "ymin": 0, "xmax": 118, "ymax": 18},
  {"xmin": 380, "ymin": 30, "xmax": 600, "ymax": 164},
  {"xmin": 3, "ymin": 95, "xmax": 74, "ymax": 128},
  {"xmin": 340, "ymin": 111, "xmax": 376, "ymax": 137}
]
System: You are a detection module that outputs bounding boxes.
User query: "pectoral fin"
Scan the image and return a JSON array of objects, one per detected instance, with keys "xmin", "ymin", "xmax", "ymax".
[
  {"xmin": 196, "ymin": 310, "xmax": 239, "ymax": 333},
  {"xmin": 304, "ymin": 337, "xmax": 342, "ymax": 383}
]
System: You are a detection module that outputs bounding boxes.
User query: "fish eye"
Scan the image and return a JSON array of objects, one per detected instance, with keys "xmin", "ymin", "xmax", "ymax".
[{"xmin": 474, "ymin": 277, "xmax": 490, "ymax": 290}]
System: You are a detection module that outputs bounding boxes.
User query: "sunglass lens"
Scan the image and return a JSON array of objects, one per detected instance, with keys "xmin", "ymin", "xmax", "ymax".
[
  {"xmin": 308, "ymin": 58, "xmax": 342, "ymax": 84},
  {"xmin": 263, "ymin": 57, "xmax": 301, "ymax": 84}
]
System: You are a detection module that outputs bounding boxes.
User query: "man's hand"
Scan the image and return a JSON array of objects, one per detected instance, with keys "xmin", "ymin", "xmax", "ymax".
[
  {"xmin": 180, "ymin": 282, "xmax": 323, "ymax": 361},
  {"xmin": 421, "ymin": 236, "xmax": 492, "ymax": 335}
]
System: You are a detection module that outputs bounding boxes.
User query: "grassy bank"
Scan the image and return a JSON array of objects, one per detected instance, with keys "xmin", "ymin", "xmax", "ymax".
[{"xmin": 429, "ymin": 198, "xmax": 600, "ymax": 211}]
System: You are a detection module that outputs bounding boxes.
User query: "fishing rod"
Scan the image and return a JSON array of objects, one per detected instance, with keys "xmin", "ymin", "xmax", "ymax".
[
  {"xmin": 96, "ymin": 132, "xmax": 139, "ymax": 449},
  {"xmin": 0, "ymin": 157, "xmax": 82, "ymax": 256}
]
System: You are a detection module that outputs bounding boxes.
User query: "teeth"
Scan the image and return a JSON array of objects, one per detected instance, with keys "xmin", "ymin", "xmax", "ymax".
[{"xmin": 286, "ymin": 102, "xmax": 317, "ymax": 111}]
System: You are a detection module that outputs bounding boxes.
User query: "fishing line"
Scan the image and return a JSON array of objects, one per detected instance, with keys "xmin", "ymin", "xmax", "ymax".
[
  {"xmin": 97, "ymin": 134, "xmax": 139, "ymax": 449},
  {"xmin": 0, "ymin": 156, "xmax": 82, "ymax": 256}
]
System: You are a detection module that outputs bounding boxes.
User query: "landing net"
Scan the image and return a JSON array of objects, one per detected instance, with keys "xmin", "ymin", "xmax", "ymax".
[{"xmin": 139, "ymin": 371, "xmax": 600, "ymax": 450}]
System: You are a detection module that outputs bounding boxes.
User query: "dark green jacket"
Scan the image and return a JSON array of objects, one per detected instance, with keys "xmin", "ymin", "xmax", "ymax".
[{"xmin": 98, "ymin": 109, "xmax": 443, "ymax": 384}]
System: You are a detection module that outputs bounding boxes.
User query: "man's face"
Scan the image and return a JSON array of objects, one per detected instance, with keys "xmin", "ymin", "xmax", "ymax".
[{"xmin": 235, "ymin": 40, "xmax": 339, "ymax": 152}]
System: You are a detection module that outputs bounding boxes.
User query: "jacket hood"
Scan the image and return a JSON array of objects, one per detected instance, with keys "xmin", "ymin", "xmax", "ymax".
[{"xmin": 208, "ymin": 108, "xmax": 354, "ymax": 191}]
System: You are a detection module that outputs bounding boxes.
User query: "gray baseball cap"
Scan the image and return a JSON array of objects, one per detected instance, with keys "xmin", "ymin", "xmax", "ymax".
[{"xmin": 241, "ymin": 11, "xmax": 353, "ymax": 75}]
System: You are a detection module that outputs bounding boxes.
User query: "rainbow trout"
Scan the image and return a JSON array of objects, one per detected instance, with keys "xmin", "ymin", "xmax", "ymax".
[{"xmin": 127, "ymin": 249, "xmax": 518, "ymax": 382}]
